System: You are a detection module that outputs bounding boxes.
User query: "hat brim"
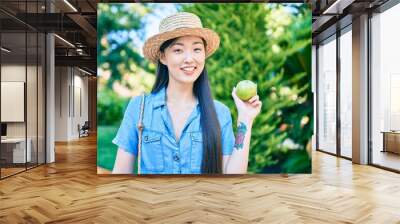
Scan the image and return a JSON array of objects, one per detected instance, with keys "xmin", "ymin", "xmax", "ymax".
[{"xmin": 143, "ymin": 27, "xmax": 220, "ymax": 64}]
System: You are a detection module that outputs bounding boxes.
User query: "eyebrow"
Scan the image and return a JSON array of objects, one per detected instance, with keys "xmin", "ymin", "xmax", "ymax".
[{"xmin": 171, "ymin": 41, "xmax": 204, "ymax": 47}]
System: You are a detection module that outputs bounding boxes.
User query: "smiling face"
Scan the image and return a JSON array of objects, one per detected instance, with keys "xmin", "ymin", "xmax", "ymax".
[{"xmin": 160, "ymin": 35, "xmax": 206, "ymax": 86}]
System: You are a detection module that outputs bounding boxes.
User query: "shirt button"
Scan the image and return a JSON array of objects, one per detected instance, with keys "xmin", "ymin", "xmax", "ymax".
[{"xmin": 173, "ymin": 155, "xmax": 180, "ymax": 162}]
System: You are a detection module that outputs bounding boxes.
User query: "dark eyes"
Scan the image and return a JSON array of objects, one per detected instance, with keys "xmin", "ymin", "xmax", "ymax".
[
  {"xmin": 173, "ymin": 48, "xmax": 203, "ymax": 53},
  {"xmin": 173, "ymin": 49, "xmax": 183, "ymax": 53}
]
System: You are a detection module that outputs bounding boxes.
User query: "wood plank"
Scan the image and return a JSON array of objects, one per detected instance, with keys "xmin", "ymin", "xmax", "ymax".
[{"xmin": 0, "ymin": 135, "xmax": 399, "ymax": 223}]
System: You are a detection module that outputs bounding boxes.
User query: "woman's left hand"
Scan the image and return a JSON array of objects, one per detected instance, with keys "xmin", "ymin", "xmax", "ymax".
[{"xmin": 232, "ymin": 87, "xmax": 262, "ymax": 123}]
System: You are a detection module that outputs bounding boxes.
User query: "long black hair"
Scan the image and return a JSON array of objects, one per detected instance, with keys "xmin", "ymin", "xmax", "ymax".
[{"xmin": 151, "ymin": 38, "xmax": 222, "ymax": 174}]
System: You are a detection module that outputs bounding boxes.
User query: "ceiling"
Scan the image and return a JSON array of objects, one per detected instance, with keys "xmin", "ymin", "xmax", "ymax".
[
  {"xmin": 0, "ymin": 0, "xmax": 98, "ymax": 75},
  {"xmin": 5, "ymin": 0, "xmax": 395, "ymax": 73},
  {"xmin": 311, "ymin": 0, "xmax": 390, "ymax": 44}
]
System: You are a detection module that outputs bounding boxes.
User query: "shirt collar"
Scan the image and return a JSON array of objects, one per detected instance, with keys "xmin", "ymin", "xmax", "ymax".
[{"xmin": 152, "ymin": 87, "xmax": 166, "ymax": 109}]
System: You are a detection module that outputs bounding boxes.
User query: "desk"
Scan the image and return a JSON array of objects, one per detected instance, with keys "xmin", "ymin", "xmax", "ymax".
[
  {"xmin": 381, "ymin": 131, "xmax": 400, "ymax": 154},
  {"xmin": 1, "ymin": 138, "xmax": 31, "ymax": 163}
]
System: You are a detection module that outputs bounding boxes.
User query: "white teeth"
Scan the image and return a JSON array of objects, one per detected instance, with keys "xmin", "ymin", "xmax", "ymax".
[{"xmin": 181, "ymin": 67, "xmax": 195, "ymax": 72}]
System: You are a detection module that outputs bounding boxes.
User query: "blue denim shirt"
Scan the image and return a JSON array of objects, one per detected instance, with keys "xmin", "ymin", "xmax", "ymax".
[{"xmin": 112, "ymin": 87, "xmax": 235, "ymax": 174}]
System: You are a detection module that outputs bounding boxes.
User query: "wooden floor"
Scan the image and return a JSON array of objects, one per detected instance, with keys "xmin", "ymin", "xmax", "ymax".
[
  {"xmin": 1, "ymin": 163, "xmax": 44, "ymax": 178},
  {"xmin": 0, "ymin": 167, "xmax": 26, "ymax": 178},
  {"xmin": 1, "ymin": 135, "xmax": 400, "ymax": 223},
  {"xmin": 373, "ymin": 150, "xmax": 400, "ymax": 171}
]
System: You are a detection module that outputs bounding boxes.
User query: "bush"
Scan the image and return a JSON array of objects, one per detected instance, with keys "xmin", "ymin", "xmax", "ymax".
[{"xmin": 97, "ymin": 88, "xmax": 129, "ymax": 126}]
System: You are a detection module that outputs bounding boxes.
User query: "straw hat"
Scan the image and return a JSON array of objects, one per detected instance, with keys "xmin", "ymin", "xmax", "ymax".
[{"xmin": 143, "ymin": 12, "xmax": 220, "ymax": 63}]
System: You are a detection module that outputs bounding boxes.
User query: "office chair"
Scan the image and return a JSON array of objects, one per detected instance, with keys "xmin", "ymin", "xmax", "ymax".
[{"xmin": 78, "ymin": 121, "xmax": 90, "ymax": 138}]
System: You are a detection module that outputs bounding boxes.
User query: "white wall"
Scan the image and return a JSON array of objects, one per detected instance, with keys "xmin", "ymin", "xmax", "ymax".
[
  {"xmin": 55, "ymin": 66, "xmax": 69, "ymax": 141},
  {"xmin": 1, "ymin": 65, "xmax": 33, "ymax": 138},
  {"xmin": 54, "ymin": 67, "xmax": 89, "ymax": 141},
  {"xmin": 1, "ymin": 63, "xmax": 46, "ymax": 164}
]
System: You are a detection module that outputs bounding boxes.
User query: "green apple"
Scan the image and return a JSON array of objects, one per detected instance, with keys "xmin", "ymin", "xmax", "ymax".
[{"xmin": 235, "ymin": 80, "xmax": 257, "ymax": 101}]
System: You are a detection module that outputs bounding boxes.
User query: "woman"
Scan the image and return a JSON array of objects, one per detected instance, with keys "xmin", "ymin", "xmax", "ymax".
[{"xmin": 112, "ymin": 12, "xmax": 262, "ymax": 174}]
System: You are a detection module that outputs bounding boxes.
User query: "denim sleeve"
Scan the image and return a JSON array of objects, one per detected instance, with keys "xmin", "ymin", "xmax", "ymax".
[
  {"xmin": 112, "ymin": 96, "xmax": 141, "ymax": 157},
  {"xmin": 221, "ymin": 110, "xmax": 235, "ymax": 156}
]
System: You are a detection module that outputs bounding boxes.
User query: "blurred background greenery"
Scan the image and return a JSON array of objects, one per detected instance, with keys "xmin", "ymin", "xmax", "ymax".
[{"xmin": 97, "ymin": 3, "xmax": 312, "ymax": 174}]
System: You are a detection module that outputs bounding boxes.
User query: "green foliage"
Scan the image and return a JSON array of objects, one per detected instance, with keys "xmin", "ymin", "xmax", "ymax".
[
  {"xmin": 182, "ymin": 3, "xmax": 312, "ymax": 173},
  {"xmin": 282, "ymin": 150, "xmax": 311, "ymax": 173},
  {"xmin": 97, "ymin": 88, "xmax": 129, "ymax": 126},
  {"xmin": 97, "ymin": 125, "xmax": 119, "ymax": 170},
  {"xmin": 97, "ymin": 3, "xmax": 155, "ymax": 127},
  {"xmin": 97, "ymin": 4, "xmax": 154, "ymax": 88}
]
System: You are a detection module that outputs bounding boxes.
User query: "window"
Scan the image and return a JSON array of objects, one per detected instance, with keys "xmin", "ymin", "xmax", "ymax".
[
  {"xmin": 317, "ymin": 35, "xmax": 337, "ymax": 154},
  {"xmin": 339, "ymin": 27, "xmax": 352, "ymax": 158},
  {"xmin": 371, "ymin": 3, "xmax": 400, "ymax": 171}
]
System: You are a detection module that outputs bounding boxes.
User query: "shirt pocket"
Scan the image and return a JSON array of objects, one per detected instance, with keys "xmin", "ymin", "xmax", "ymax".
[
  {"xmin": 141, "ymin": 130, "xmax": 165, "ymax": 172},
  {"xmin": 190, "ymin": 131, "xmax": 203, "ymax": 173}
]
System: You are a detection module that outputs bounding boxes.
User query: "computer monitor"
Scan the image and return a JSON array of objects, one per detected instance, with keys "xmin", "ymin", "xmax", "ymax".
[{"xmin": 1, "ymin": 123, "xmax": 7, "ymax": 137}]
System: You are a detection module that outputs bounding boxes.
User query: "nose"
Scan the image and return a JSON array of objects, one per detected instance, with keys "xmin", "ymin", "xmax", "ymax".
[{"xmin": 183, "ymin": 52, "xmax": 195, "ymax": 63}]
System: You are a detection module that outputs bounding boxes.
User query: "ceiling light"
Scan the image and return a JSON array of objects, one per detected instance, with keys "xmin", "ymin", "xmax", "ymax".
[
  {"xmin": 63, "ymin": 0, "xmax": 78, "ymax": 12},
  {"xmin": 76, "ymin": 48, "xmax": 84, "ymax": 55},
  {"xmin": 322, "ymin": 0, "xmax": 341, "ymax": 14},
  {"xmin": 322, "ymin": 0, "xmax": 355, "ymax": 15},
  {"xmin": 1, "ymin": 47, "xmax": 11, "ymax": 53},
  {"xmin": 78, "ymin": 67, "xmax": 92, "ymax": 76},
  {"xmin": 54, "ymin": 34, "xmax": 75, "ymax": 48}
]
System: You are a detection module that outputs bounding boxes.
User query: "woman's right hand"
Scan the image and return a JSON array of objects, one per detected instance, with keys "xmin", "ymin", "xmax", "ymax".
[{"xmin": 231, "ymin": 87, "xmax": 262, "ymax": 124}]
